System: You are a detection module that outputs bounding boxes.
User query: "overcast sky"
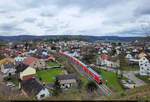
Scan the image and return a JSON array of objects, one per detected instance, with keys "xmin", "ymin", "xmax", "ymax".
[{"xmin": 0, "ymin": 0, "xmax": 150, "ymax": 36}]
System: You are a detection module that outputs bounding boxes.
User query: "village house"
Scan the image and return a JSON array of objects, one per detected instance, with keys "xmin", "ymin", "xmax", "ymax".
[
  {"xmin": 14, "ymin": 56, "xmax": 26, "ymax": 65},
  {"xmin": 44, "ymin": 56, "xmax": 55, "ymax": 62},
  {"xmin": 97, "ymin": 54, "xmax": 120, "ymax": 68},
  {"xmin": 15, "ymin": 63, "xmax": 36, "ymax": 80},
  {"xmin": 139, "ymin": 56, "xmax": 150, "ymax": 76},
  {"xmin": 21, "ymin": 77, "xmax": 50, "ymax": 100},
  {"xmin": 23, "ymin": 56, "xmax": 46, "ymax": 69},
  {"xmin": 125, "ymin": 53, "xmax": 133, "ymax": 59},
  {"xmin": 71, "ymin": 51, "xmax": 79, "ymax": 58},
  {"xmin": 0, "ymin": 58, "xmax": 14, "ymax": 69},
  {"xmin": 55, "ymin": 73, "xmax": 78, "ymax": 89},
  {"xmin": 1, "ymin": 62, "xmax": 16, "ymax": 74},
  {"xmin": 139, "ymin": 52, "xmax": 147, "ymax": 59},
  {"xmin": 15, "ymin": 63, "xmax": 28, "ymax": 79}
]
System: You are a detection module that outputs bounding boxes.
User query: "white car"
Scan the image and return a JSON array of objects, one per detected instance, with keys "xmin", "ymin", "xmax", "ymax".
[{"xmin": 6, "ymin": 82, "xmax": 15, "ymax": 87}]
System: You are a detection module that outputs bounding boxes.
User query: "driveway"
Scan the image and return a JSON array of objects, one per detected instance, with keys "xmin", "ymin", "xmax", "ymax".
[
  {"xmin": 97, "ymin": 66, "xmax": 147, "ymax": 87},
  {"xmin": 0, "ymin": 72, "xmax": 4, "ymax": 82},
  {"xmin": 123, "ymin": 71, "xmax": 147, "ymax": 87}
]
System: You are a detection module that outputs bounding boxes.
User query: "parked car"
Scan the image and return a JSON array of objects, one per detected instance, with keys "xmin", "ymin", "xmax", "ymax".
[
  {"xmin": 6, "ymin": 82, "xmax": 15, "ymax": 87},
  {"xmin": 127, "ymin": 80, "xmax": 132, "ymax": 84},
  {"xmin": 124, "ymin": 85, "xmax": 131, "ymax": 89},
  {"xmin": 121, "ymin": 80, "xmax": 127, "ymax": 84}
]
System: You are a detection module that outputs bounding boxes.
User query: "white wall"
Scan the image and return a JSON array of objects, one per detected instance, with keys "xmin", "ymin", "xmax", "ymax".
[
  {"xmin": 139, "ymin": 57, "xmax": 150, "ymax": 76},
  {"xmin": 36, "ymin": 88, "xmax": 50, "ymax": 100}
]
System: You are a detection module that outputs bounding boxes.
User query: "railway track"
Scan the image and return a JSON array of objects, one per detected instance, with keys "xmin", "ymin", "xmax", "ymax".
[
  {"xmin": 52, "ymin": 52, "xmax": 113, "ymax": 96},
  {"xmin": 65, "ymin": 56, "xmax": 113, "ymax": 96},
  {"xmin": 97, "ymin": 84, "xmax": 112, "ymax": 96}
]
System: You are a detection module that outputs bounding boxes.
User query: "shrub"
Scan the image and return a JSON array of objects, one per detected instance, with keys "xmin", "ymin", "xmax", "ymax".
[
  {"xmin": 120, "ymin": 92, "xmax": 127, "ymax": 97},
  {"xmin": 86, "ymin": 81, "xmax": 97, "ymax": 93}
]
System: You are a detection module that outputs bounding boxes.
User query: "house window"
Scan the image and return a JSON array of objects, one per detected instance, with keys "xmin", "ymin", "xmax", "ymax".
[
  {"xmin": 40, "ymin": 94, "xmax": 45, "ymax": 98},
  {"xmin": 66, "ymin": 85, "xmax": 68, "ymax": 88},
  {"xmin": 145, "ymin": 64, "xmax": 147, "ymax": 66}
]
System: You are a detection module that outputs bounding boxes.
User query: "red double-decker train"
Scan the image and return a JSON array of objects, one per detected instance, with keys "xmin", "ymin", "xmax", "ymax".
[{"xmin": 60, "ymin": 52, "xmax": 103, "ymax": 84}]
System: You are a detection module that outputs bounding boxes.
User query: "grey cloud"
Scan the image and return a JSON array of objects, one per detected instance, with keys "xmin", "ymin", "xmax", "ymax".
[
  {"xmin": 7, "ymin": 16, "xmax": 15, "ymax": 19},
  {"xmin": 0, "ymin": 10, "xmax": 7, "ymax": 13},
  {"xmin": 15, "ymin": 0, "xmax": 127, "ymax": 11},
  {"xmin": 53, "ymin": 0, "xmax": 126, "ymax": 11},
  {"xmin": 0, "ymin": 0, "xmax": 150, "ymax": 36},
  {"xmin": 0, "ymin": 22, "xmax": 25, "ymax": 35},
  {"xmin": 0, "ymin": 23, "xmax": 18, "ymax": 31},
  {"xmin": 23, "ymin": 18, "xmax": 36, "ymax": 23},
  {"xmin": 134, "ymin": 1, "xmax": 150, "ymax": 17},
  {"xmin": 40, "ymin": 12, "xmax": 54, "ymax": 17}
]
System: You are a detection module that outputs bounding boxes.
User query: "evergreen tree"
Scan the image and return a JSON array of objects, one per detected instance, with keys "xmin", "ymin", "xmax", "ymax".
[
  {"xmin": 118, "ymin": 53, "xmax": 126, "ymax": 78},
  {"xmin": 52, "ymin": 78, "xmax": 62, "ymax": 96},
  {"xmin": 86, "ymin": 81, "xmax": 98, "ymax": 93}
]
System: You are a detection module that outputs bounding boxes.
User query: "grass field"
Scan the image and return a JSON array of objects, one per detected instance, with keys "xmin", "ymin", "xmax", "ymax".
[
  {"xmin": 135, "ymin": 74, "xmax": 150, "ymax": 84},
  {"xmin": 99, "ymin": 69, "xmax": 124, "ymax": 92},
  {"xmin": 80, "ymin": 75, "xmax": 88, "ymax": 88},
  {"xmin": 3, "ymin": 74, "xmax": 19, "ymax": 86},
  {"xmin": 37, "ymin": 68, "xmax": 62, "ymax": 82},
  {"xmin": 46, "ymin": 61, "xmax": 58, "ymax": 66},
  {"xmin": 123, "ymin": 65, "xmax": 139, "ymax": 71}
]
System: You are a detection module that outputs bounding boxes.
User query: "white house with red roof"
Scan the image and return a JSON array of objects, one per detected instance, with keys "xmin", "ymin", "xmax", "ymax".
[{"xmin": 97, "ymin": 54, "xmax": 119, "ymax": 68}]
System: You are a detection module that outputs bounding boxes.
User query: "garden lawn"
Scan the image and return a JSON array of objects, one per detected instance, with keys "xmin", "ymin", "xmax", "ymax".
[
  {"xmin": 123, "ymin": 65, "xmax": 139, "ymax": 71},
  {"xmin": 37, "ymin": 68, "xmax": 62, "ymax": 82},
  {"xmin": 135, "ymin": 74, "xmax": 150, "ymax": 84},
  {"xmin": 46, "ymin": 61, "xmax": 58, "ymax": 66},
  {"xmin": 99, "ymin": 69, "xmax": 123, "ymax": 92},
  {"xmin": 4, "ymin": 74, "xmax": 19, "ymax": 86},
  {"xmin": 80, "ymin": 75, "xmax": 88, "ymax": 87}
]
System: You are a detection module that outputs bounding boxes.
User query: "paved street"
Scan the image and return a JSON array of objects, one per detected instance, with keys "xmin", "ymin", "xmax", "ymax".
[
  {"xmin": 97, "ymin": 66, "xmax": 147, "ymax": 87},
  {"xmin": 123, "ymin": 71, "xmax": 147, "ymax": 86},
  {"xmin": 0, "ymin": 72, "xmax": 4, "ymax": 82}
]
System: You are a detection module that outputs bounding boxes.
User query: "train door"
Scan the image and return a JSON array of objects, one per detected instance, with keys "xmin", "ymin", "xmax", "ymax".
[
  {"xmin": 85, "ymin": 67, "xmax": 88, "ymax": 73},
  {"xmin": 88, "ymin": 71, "xmax": 92, "ymax": 76},
  {"xmin": 94, "ymin": 75, "xmax": 100, "ymax": 83}
]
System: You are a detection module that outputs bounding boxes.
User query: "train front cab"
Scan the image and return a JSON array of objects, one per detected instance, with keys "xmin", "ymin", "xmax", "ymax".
[{"xmin": 99, "ymin": 77, "xmax": 103, "ymax": 84}]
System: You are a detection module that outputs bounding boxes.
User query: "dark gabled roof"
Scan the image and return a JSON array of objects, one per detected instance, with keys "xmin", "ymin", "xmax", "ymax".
[
  {"xmin": 15, "ymin": 63, "xmax": 28, "ymax": 73},
  {"xmin": 21, "ymin": 78, "xmax": 44, "ymax": 96},
  {"xmin": 55, "ymin": 73, "xmax": 78, "ymax": 81},
  {"xmin": 45, "ymin": 82, "xmax": 54, "ymax": 89}
]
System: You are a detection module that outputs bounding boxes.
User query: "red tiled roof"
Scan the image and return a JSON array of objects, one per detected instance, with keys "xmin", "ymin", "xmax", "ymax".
[
  {"xmin": 44, "ymin": 56, "xmax": 55, "ymax": 61},
  {"xmin": 23, "ymin": 56, "xmax": 38, "ymax": 65},
  {"xmin": 101, "ymin": 55, "xmax": 117, "ymax": 62},
  {"xmin": 101, "ymin": 55, "xmax": 109, "ymax": 60}
]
